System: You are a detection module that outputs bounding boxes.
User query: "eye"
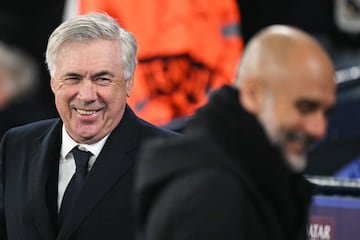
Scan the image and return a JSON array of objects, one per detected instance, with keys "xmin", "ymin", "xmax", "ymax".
[
  {"xmin": 63, "ymin": 76, "xmax": 81, "ymax": 83},
  {"xmin": 296, "ymin": 100, "xmax": 320, "ymax": 114},
  {"xmin": 91, "ymin": 71, "xmax": 115, "ymax": 85},
  {"xmin": 94, "ymin": 77, "xmax": 112, "ymax": 85},
  {"xmin": 65, "ymin": 76, "xmax": 80, "ymax": 81}
]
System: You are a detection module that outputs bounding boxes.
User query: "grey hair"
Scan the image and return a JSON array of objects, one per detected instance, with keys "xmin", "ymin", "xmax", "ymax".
[{"xmin": 45, "ymin": 12, "xmax": 137, "ymax": 81}]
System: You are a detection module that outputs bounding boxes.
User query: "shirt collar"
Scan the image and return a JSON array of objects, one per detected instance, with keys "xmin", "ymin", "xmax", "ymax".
[{"xmin": 61, "ymin": 125, "xmax": 110, "ymax": 159}]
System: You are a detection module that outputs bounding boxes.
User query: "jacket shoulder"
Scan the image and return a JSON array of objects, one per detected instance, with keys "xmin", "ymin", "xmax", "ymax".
[
  {"xmin": 140, "ymin": 130, "xmax": 212, "ymax": 160},
  {"xmin": 4, "ymin": 118, "xmax": 60, "ymax": 139}
]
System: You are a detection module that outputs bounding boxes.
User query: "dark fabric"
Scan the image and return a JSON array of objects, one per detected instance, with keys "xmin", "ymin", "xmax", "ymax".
[
  {"xmin": 135, "ymin": 85, "xmax": 313, "ymax": 240},
  {"xmin": 45, "ymin": 138, "xmax": 62, "ymax": 235},
  {"xmin": 59, "ymin": 148, "xmax": 93, "ymax": 228},
  {"xmin": 0, "ymin": 105, "xmax": 177, "ymax": 240}
]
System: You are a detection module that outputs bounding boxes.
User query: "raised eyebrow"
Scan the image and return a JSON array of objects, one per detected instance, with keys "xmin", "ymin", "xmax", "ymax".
[{"xmin": 91, "ymin": 71, "xmax": 115, "ymax": 79}]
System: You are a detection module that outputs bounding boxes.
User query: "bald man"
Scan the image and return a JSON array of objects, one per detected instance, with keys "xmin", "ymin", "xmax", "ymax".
[{"xmin": 134, "ymin": 25, "xmax": 336, "ymax": 240}]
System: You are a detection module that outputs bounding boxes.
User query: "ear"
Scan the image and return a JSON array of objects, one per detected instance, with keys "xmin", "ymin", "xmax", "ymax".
[
  {"xmin": 50, "ymin": 77, "xmax": 56, "ymax": 93},
  {"xmin": 239, "ymin": 77, "xmax": 264, "ymax": 115},
  {"xmin": 126, "ymin": 78, "xmax": 134, "ymax": 97}
]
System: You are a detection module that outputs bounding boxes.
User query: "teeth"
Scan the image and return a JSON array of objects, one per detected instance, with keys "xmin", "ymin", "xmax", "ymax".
[{"xmin": 76, "ymin": 109, "xmax": 97, "ymax": 115}]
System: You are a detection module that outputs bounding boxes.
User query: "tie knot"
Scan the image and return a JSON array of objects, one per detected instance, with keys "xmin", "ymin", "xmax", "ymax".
[{"xmin": 72, "ymin": 147, "xmax": 92, "ymax": 171}]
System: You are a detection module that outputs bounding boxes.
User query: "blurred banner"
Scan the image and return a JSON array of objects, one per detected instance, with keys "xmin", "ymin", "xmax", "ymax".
[{"xmin": 307, "ymin": 176, "xmax": 360, "ymax": 239}]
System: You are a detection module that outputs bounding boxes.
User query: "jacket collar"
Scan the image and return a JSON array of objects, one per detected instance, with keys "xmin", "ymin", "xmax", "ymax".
[
  {"xmin": 29, "ymin": 119, "xmax": 62, "ymax": 240},
  {"xmin": 188, "ymin": 85, "xmax": 313, "ymax": 235}
]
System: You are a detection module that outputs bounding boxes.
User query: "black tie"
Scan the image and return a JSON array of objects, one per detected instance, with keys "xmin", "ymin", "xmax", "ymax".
[{"xmin": 58, "ymin": 147, "xmax": 92, "ymax": 227}]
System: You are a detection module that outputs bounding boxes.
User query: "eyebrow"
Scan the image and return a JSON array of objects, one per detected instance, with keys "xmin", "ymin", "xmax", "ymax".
[
  {"xmin": 296, "ymin": 99, "xmax": 320, "ymax": 108},
  {"xmin": 296, "ymin": 99, "xmax": 335, "ymax": 115},
  {"xmin": 91, "ymin": 71, "xmax": 115, "ymax": 79},
  {"xmin": 61, "ymin": 71, "xmax": 115, "ymax": 79},
  {"xmin": 61, "ymin": 72, "xmax": 82, "ymax": 78}
]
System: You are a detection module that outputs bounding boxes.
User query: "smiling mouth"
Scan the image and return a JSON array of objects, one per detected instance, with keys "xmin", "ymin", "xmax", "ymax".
[{"xmin": 75, "ymin": 108, "xmax": 98, "ymax": 115}]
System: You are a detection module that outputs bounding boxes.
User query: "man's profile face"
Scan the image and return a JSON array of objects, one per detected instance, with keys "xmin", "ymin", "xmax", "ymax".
[
  {"xmin": 257, "ymin": 65, "xmax": 335, "ymax": 172},
  {"xmin": 50, "ymin": 39, "xmax": 133, "ymax": 144}
]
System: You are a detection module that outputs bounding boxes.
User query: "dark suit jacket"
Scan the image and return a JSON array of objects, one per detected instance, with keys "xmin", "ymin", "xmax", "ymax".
[{"xmin": 0, "ymin": 105, "xmax": 176, "ymax": 240}]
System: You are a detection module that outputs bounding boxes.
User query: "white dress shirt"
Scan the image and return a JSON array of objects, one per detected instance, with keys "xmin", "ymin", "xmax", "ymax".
[{"xmin": 58, "ymin": 125, "xmax": 110, "ymax": 210}]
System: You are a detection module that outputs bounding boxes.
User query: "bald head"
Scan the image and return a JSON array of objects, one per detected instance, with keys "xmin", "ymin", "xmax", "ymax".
[
  {"xmin": 235, "ymin": 25, "xmax": 334, "ymax": 88},
  {"xmin": 234, "ymin": 25, "xmax": 336, "ymax": 173}
]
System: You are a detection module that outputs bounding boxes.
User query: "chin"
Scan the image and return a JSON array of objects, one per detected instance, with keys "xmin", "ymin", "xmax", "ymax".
[
  {"xmin": 286, "ymin": 153, "xmax": 307, "ymax": 173},
  {"xmin": 75, "ymin": 129, "xmax": 100, "ymax": 142}
]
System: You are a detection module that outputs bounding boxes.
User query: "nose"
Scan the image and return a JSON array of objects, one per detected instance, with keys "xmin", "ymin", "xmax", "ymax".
[
  {"xmin": 78, "ymin": 79, "xmax": 97, "ymax": 101},
  {"xmin": 304, "ymin": 111, "xmax": 328, "ymax": 140}
]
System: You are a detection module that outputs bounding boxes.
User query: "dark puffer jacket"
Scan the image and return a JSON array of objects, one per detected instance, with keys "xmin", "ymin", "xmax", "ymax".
[{"xmin": 135, "ymin": 85, "xmax": 313, "ymax": 240}]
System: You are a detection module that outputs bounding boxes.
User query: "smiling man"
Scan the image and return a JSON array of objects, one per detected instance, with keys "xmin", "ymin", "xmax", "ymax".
[
  {"xmin": 135, "ymin": 25, "xmax": 336, "ymax": 240},
  {"xmin": 236, "ymin": 26, "xmax": 336, "ymax": 173},
  {"xmin": 0, "ymin": 13, "xmax": 176, "ymax": 240},
  {"xmin": 50, "ymin": 38, "xmax": 130, "ymax": 144}
]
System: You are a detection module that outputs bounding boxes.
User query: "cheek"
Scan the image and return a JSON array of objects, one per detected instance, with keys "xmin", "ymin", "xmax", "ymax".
[
  {"xmin": 113, "ymin": 81, "xmax": 129, "ymax": 99},
  {"xmin": 53, "ymin": 87, "xmax": 77, "ymax": 115},
  {"xmin": 54, "ymin": 88, "xmax": 71, "ymax": 103},
  {"xmin": 273, "ymin": 102, "xmax": 300, "ymax": 128},
  {"xmin": 101, "ymin": 88, "xmax": 127, "ymax": 109},
  {"xmin": 109, "ymin": 92, "xmax": 127, "ymax": 109}
]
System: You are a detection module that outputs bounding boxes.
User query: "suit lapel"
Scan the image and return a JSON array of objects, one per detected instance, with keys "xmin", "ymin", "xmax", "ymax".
[
  {"xmin": 29, "ymin": 119, "xmax": 62, "ymax": 240},
  {"xmin": 57, "ymin": 106, "xmax": 140, "ymax": 240}
]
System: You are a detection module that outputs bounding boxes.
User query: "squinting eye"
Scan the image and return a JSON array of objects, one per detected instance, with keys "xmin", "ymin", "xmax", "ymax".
[
  {"xmin": 64, "ymin": 77, "xmax": 81, "ymax": 82},
  {"xmin": 296, "ymin": 101, "xmax": 319, "ymax": 114},
  {"xmin": 94, "ymin": 77, "xmax": 112, "ymax": 85}
]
